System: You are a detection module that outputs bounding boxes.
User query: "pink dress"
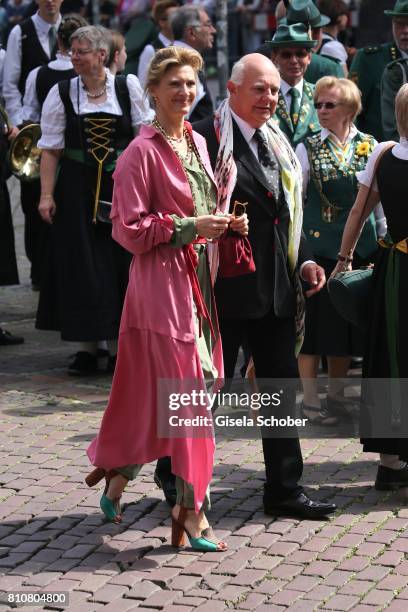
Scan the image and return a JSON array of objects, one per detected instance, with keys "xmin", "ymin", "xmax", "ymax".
[{"xmin": 87, "ymin": 124, "xmax": 223, "ymax": 512}]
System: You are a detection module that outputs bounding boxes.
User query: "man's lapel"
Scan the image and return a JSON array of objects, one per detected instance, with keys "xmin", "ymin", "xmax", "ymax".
[
  {"xmin": 293, "ymin": 81, "xmax": 318, "ymax": 139},
  {"xmin": 275, "ymin": 90, "xmax": 293, "ymax": 133},
  {"xmin": 232, "ymin": 120, "xmax": 276, "ymax": 217}
]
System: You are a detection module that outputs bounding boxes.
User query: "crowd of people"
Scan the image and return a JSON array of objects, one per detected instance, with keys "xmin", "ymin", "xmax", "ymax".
[{"xmin": 1, "ymin": 0, "xmax": 408, "ymax": 546}]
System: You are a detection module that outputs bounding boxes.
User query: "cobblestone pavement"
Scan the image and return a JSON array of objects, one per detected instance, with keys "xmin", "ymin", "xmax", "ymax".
[{"xmin": 1, "ymin": 181, "xmax": 408, "ymax": 611}]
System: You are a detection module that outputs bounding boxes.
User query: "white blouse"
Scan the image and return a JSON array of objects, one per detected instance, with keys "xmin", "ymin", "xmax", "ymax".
[
  {"xmin": 355, "ymin": 139, "xmax": 405, "ymax": 191},
  {"xmin": 38, "ymin": 69, "xmax": 154, "ymax": 149}
]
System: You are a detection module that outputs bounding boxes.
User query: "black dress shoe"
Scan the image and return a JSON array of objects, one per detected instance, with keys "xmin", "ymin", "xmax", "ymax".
[
  {"xmin": 154, "ymin": 471, "xmax": 177, "ymax": 507},
  {"xmin": 375, "ymin": 465, "xmax": 408, "ymax": 491},
  {"xmin": 264, "ymin": 492, "xmax": 337, "ymax": 519},
  {"xmin": 0, "ymin": 328, "xmax": 24, "ymax": 346},
  {"xmin": 68, "ymin": 351, "xmax": 98, "ymax": 376}
]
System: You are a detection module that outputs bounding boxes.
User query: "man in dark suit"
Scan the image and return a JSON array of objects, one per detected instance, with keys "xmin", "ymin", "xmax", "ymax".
[{"xmin": 194, "ymin": 53, "xmax": 336, "ymax": 519}]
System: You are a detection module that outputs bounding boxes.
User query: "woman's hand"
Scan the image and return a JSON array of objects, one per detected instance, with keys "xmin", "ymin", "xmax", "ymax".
[
  {"xmin": 196, "ymin": 214, "xmax": 230, "ymax": 239},
  {"xmin": 330, "ymin": 261, "xmax": 352, "ymax": 278},
  {"xmin": 229, "ymin": 213, "xmax": 248, "ymax": 236},
  {"xmin": 38, "ymin": 195, "xmax": 56, "ymax": 224}
]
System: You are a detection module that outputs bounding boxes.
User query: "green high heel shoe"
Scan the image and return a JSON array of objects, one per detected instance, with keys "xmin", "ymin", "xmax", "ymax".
[
  {"xmin": 100, "ymin": 494, "xmax": 122, "ymax": 524},
  {"xmin": 171, "ymin": 506, "xmax": 227, "ymax": 552}
]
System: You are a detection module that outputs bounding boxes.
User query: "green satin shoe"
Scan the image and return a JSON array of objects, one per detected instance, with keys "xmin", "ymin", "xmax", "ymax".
[
  {"xmin": 171, "ymin": 507, "xmax": 227, "ymax": 552},
  {"xmin": 100, "ymin": 494, "xmax": 122, "ymax": 523}
]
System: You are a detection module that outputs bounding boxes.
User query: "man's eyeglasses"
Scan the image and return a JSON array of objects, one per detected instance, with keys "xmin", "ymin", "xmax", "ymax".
[
  {"xmin": 314, "ymin": 102, "xmax": 343, "ymax": 110},
  {"xmin": 279, "ymin": 50, "xmax": 309, "ymax": 60},
  {"xmin": 69, "ymin": 48, "xmax": 93, "ymax": 57}
]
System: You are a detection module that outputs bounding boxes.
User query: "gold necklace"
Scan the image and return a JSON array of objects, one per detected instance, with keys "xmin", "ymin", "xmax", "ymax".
[{"xmin": 152, "ymin": 117, "xmax": 213, "ymax": 213}]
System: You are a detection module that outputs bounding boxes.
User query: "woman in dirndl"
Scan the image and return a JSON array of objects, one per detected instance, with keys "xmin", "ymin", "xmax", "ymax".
[
  {"xmin": 332, "ymin": 83, "xmax": 408, "ymax": 491},
  {"xmin": 296, "ymin": 77, "xmax": 381, "ymax": 425},
  {"xmin": 37, "ymin": 25, "xmax": 152, "ymax": 374}
]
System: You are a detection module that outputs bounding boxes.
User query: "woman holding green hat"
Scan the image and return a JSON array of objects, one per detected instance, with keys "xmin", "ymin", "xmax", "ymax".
[{"xmin": 296, "ymin": 76, "xmax": 379, "ymax": 425}]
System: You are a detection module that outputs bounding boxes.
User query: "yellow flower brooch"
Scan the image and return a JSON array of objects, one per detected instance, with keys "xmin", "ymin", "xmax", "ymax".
[{"xmin": 356, "ymin": 141, "xmax": 371, "ymax": 156}]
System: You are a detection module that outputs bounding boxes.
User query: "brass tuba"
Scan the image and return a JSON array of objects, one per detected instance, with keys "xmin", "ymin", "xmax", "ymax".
[{"xmin": 9, "ymin": 123, "xmax": 42, "ymax": 181}]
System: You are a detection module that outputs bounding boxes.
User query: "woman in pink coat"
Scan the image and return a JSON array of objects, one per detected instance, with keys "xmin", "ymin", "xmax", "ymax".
[{"xmin": 86, "ymin": 46, "xmax": 248, "ymax": 551}]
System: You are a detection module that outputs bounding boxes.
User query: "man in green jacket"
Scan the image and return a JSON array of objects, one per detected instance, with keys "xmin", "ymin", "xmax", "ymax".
[
  {"xmin": 350, "ymin": 0, "xmax": 408, "ymax": 141},
  {"xmin": 269, "ymin": 23, "xmax": 320, "ymax": 147},
  {"xmin": 258, "ymin": 0, "xmax": 343, "ymax": 84}
]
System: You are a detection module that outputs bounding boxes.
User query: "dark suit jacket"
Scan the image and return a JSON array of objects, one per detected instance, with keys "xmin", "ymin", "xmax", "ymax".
[
  {"xmin": 189, "ymin": 71, "xmax": 214, "ymax": 122},
  {"xmin": 193, "ymin": 116, "xmax": 313, "ymax": 320}
]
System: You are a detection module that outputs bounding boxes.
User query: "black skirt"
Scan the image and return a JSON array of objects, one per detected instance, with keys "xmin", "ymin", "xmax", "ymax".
[
  {"xmin": 0, "ymin": 182, "xmax": 19, "ymax": 286},
  {"xmin": 300, "ymin": 255, "xmax": 366, "ymax": 357},
  {"xmin": 36, "ymin": 158, "xmax": 131, "ymax": 341}
]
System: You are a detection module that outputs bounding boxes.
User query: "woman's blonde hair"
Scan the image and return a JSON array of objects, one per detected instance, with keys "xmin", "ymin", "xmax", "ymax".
[
  {"xmin": 395, "ymin": 83, "xmax": 408, "ymax": 138},
  {"xmin": 145, "ymin": 46, "xmax": 203, "ymax": 95},
  {"xmin": 314, "ymin": 76, "xmax": 362, "ymax": 121}
]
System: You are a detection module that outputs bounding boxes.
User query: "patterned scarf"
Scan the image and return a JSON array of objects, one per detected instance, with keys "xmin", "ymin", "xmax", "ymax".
[{"xmin": 213, "ymin": 98, "xmax": 305, "ymax": 354}]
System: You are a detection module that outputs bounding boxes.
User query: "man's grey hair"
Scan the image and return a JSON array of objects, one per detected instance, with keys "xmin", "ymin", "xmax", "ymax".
[
  {"xmin": 170, "ymin": 6, "xmax": 202, "ymax": 41},
  {"xmin": 70, "ymin": 25, "xmax": 112, "ymax": 56},
  {"xmin": 230, "ymin": 58, "xmax": 247, "ymax": 85}
]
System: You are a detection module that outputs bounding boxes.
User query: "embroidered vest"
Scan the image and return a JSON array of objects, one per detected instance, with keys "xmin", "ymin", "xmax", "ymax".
[{"xmin": 303, "ymin": 131, "xmax": 378, "ymax": 259}]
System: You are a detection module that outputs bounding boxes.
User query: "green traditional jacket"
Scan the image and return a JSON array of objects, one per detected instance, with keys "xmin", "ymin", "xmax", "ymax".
[
  {"xmin": 381, "ymin": 58, "xmax": 408, "ymax": 141},
  {"xmin": 350, "ymin": 41, "xmax": 401, "ymax": 142},
  {"xmin": 303, "ymin": 130, "xmax": 378, "ymax": 260},
  {"xmin": 273, "ymin": 80, "xmax": 320, "ymax": 148},
  {"xmin": 305, "ymin": 52, "xmax": 343, "ymax": 84}
]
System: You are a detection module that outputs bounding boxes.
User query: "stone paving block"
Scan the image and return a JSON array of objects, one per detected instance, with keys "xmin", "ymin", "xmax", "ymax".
[
  {"xmin": 302, "ymin": 585, "xmax": 336, "ymax": 602},
  {"xmin": 89, "ymin": 583, "xmax": 129, "ymax": 604},
  {"xmin": 361, "ymin": 588, "xmax": 395, "ymax": 606},
  {"xmin": 24, "ymin": 572, "xmax": 63, "ymax": 587},
  {"xmin": 250, "ymin": 533, "xmax": 280, "ymax": 548},
  {"xmin": 97, "ymin": 600, "xmax": 138, "ymax": 612},
  {"xmin": 339, "ymin": 579, "xmax": 373, "ymax": 596},
  {"xmin": 126, "ymin": 580, "xmax": 161, "ymax": 599},
  {"xmin": 75, "ymin": 573, "xmax": 111, "ymax": 593},
  {"xmin": 212, "ymin": 585, "xmax": 248, "ymax": 604},
  {"xmin": 108, "ymin": 571, "xmax": 145, "ymax": 587},
  {"xmin": 373, "ymin": 551, "xmax": 405, "ymax": 566},
  {"xmin": 174, "ymin": 596, "xmax": 208, "ymax": 607},
  {"xmin": 337, "ymin": 556, "xmax": 370, "ymax": 572},
  {"xmin": 286, "ymin": 599, "xmax": 322, "ymax": 611},
  {"xmin": 141, "ymin": 588, "xmax": 183, "ymax": 608},
  {"xmin": 249, "ymin": 555, "xmax": 282, "ymax": 570},
  {"xmin": 377, "ymin": 573, "xmax": 408, "ymax": 590},
  {"xmin": 234, "ymin": 592, "xmax": 267, "ymax": 610},
  {"xmin": 269, "ymin": 589, "xmax": 303, "ymax": 606},
  {"xmin": 181, "ymin": 561, "xmax": 218, "ymax": 577},
  {"xmin": 355, "ymin": 542, "xmax": 385, "ymax": 557},
  {"xmin": 254, "ymin": 578, "xmax": 287, "ymax": 595},
  {"xmin": 267, "ymin": 541, "xmax": 299, "ymax": 556},
  {"xmin": 287, "ymin": 575, "xmax": 320, "ymax": 592},
  {"xmin": 303, "ymin": 561, "xmax": 336, "ymax": 577},
  {"xmin": 229, "ymin": 568, "xmax": 268, "ymax": 586},
  {"xmin": 202, "ymin": 574, "xmax": 231, "ymax": 590},
  {"xmin": 318, "ymin": 547, "xmax": 350, "ymax": 563},
  {"xmin": 196, "ymin": 601, "xmax": 228, "ymax": 611},
  {"xmin": 322, "ymin": 594, "xmax": 361, "ymax": 610}
]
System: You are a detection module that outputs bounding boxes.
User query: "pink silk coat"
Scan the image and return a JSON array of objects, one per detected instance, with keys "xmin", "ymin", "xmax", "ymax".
[{"xmin": 87, "ymin": 124, "xmax": 223, "ymax": 512}]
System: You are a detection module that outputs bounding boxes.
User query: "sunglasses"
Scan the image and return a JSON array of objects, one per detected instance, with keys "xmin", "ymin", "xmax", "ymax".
[
  {"xmin": 279, "ymin": 50, "xmax": 309, "ymax": 59},
  {"xmin": 314, "ymin": 102, "xmax": 343, "ymax": 110}
]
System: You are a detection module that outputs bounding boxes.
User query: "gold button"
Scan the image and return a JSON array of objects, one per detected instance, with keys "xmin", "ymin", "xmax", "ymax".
[{"xmin": 314, "ymin": 231, "xmax": 320, "ymax": 238}]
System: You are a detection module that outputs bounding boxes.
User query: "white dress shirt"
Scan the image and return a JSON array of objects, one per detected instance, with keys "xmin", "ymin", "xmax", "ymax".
[
  {"xmin": 3, "ymin": 11, "xmax": 62, "ymax": 126},
  {"xmin": 173, "ymin": 40, "xmax": 205, "ymax": 119},
  {"xmin": 23, "ymin": 52, "xmax": 73, "ymax": 123},
  {"xmin": 231, "ymin": 109, "xmax": 314, "ymax": 276},
  {"xmin": 38, "ymin": 69, "xmax": 154, "ymax": 149},
  {"xmin": 137, "ymin": 33, "xmax": 171, "ymax": 89},
  {"xmin": 280, "ymin": 78, "xmax": 304, "ymax": 112}
]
